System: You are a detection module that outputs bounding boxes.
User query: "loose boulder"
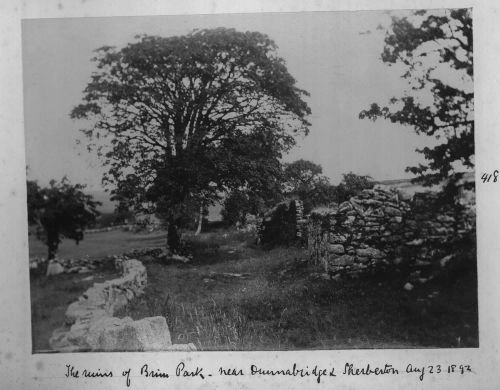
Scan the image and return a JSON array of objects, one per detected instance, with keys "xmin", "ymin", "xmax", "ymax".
[
  {"xmin": 93, "ymin": 316, "xmax": 172, "ymax": 352},
  {"xmin": 46, "ymin": 260, "xmax": 64, "ymax": 276}
]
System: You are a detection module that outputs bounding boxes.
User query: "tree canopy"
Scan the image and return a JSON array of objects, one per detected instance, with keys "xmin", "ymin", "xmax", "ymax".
[
  {"xmin": 282, "ymin": 159, "xmax": 334, "ymax": 212},
  {"xmin": 359, "ymin": 9, "xmax": 473, "ymax": 185},
  {"xmin": 72, "ymin": 28, "xmax": 311, "ymax": 240},
  {"xmin": 334, "ymin": 172, "xmax": 374, "ymax": 203},
  {"xmin": 27, "ymin": 178, "xmax": 100, "ymax": 259}
]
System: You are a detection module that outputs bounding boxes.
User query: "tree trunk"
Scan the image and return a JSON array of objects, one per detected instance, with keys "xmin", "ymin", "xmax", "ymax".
[
  {"xmin": 195, "ymin": 205, "xmax": 203, "ymax": 236},
  {"xmin": 47, "ymin": 246, "xmax": 56, "ymax": 260},
  {"xmin": 47, "ymin": 232, "xmax": 59, "ymax": 260},
  {"xmin": 166, "ymin": 216, "xmax": 181, "ymax": 254}
]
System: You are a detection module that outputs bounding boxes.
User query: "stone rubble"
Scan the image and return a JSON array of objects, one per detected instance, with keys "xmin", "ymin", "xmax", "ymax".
[
  {"xmin": 31, "ymin": 255, "xmax": 107, "ymax": 276},
  {"xmin": 30, "ymin": 246, "xmax": 189, "ymax": 277}
]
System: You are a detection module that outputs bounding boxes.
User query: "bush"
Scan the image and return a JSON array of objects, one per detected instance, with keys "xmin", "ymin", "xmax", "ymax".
[
  {"xmin": 333, "ymin": 172, "xmax": 374, "ymax": 203},
  {"xmin": 259, "ymin": 201, "xmax": 298, "ymax": 247}
]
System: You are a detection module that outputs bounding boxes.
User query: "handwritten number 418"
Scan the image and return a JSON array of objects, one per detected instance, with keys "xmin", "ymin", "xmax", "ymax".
[{"xmin": 481, "ymin": 170, "xmax": 499, "ymax": 183}]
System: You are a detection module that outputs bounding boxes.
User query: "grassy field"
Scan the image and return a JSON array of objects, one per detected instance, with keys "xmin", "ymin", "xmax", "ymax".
[
  {"xmin": 30, "ymin": 228, "xmax": 478, "ymax": 351},
  {"xmin": 117, "ymin": 229, "xmax": 479, "ymax": 350},
  {"xmin": 28, "ymin": 229, "xmax": 167, "ymax": 259}
]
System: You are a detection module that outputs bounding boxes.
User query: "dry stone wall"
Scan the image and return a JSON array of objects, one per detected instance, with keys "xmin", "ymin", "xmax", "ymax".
[
  {"xmin": 49, "ymin": 257, "xmax": 196, "ymax": 352},
  {"xmin": 307, "ymin": 185, "xmax": 475, "ymax": 279},
  {"xmin": 31, "ymin": 255, "xmax": 107, "ymax": 276}
]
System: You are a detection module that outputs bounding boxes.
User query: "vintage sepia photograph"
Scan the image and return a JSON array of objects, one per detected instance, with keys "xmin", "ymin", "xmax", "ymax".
[{"xmin": 23, "ymin": 9, "xmax": 476, "ymax": 353}]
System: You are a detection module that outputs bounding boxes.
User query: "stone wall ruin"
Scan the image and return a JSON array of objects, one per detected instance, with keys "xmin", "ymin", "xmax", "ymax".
[
  {"xmin": 49, "ymin": 257, "xmax": 195, "ymax": 352},
  {"xmin": 258, "ymin": 199, "xmax": 307, "ymax": 246},
  {"xmin": 306, "ymin": 184, "xmax": 475, "ymax": 280}
]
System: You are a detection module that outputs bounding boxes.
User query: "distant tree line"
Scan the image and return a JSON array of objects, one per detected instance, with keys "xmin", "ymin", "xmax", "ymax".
[{"xmin": 221, "ymin": 159, "xmax": 374, "ymax": 226}]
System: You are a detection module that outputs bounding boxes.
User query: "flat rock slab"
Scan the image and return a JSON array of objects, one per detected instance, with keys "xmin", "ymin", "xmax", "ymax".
[{"xmin": 93, "ymin": 316, "xmax": 172, "ymax": 352}]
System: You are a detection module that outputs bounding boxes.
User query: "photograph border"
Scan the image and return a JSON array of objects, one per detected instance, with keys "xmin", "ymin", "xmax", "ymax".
[{"xmin": 1, "ymin": 0, "xmax": 498, "ymax": 389}]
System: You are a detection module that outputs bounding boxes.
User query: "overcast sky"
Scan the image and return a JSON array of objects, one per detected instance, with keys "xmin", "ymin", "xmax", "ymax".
[{"xmin": 23, "ymin": 10, "xmax": 438, "ymax": 191}]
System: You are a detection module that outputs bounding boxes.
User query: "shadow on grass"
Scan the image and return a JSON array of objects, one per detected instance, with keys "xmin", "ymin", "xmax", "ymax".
[{"xmin": 179, "ymin": 229, "xmax": 258, "ymax": 266}]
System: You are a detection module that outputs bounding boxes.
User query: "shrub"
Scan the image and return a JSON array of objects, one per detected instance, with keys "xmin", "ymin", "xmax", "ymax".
[{"xmin": 259, "ymin": 201, "xmax": 298, "ymax": 247}]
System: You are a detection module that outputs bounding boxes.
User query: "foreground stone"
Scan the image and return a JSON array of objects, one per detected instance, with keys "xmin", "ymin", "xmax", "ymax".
[{"xmin": 91, "ymin": 316, "xmax": 172, "ymax": 351}]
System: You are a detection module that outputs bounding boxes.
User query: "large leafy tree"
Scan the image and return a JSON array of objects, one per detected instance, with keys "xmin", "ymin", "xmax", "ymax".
[
  {"xmin": 282, "ymin": 159, "xmax": 334, "ymax": 212},
  {"xmin": 359, "ymin": 9, "xmax": 473, "ymax": 185},
  {"xmin": 27, "ymin": 178, "xmax": 100, "ymax": 259},
  {"xmin": 72, "ymin": 28, "xmax": 311, "ymax": 250}
]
